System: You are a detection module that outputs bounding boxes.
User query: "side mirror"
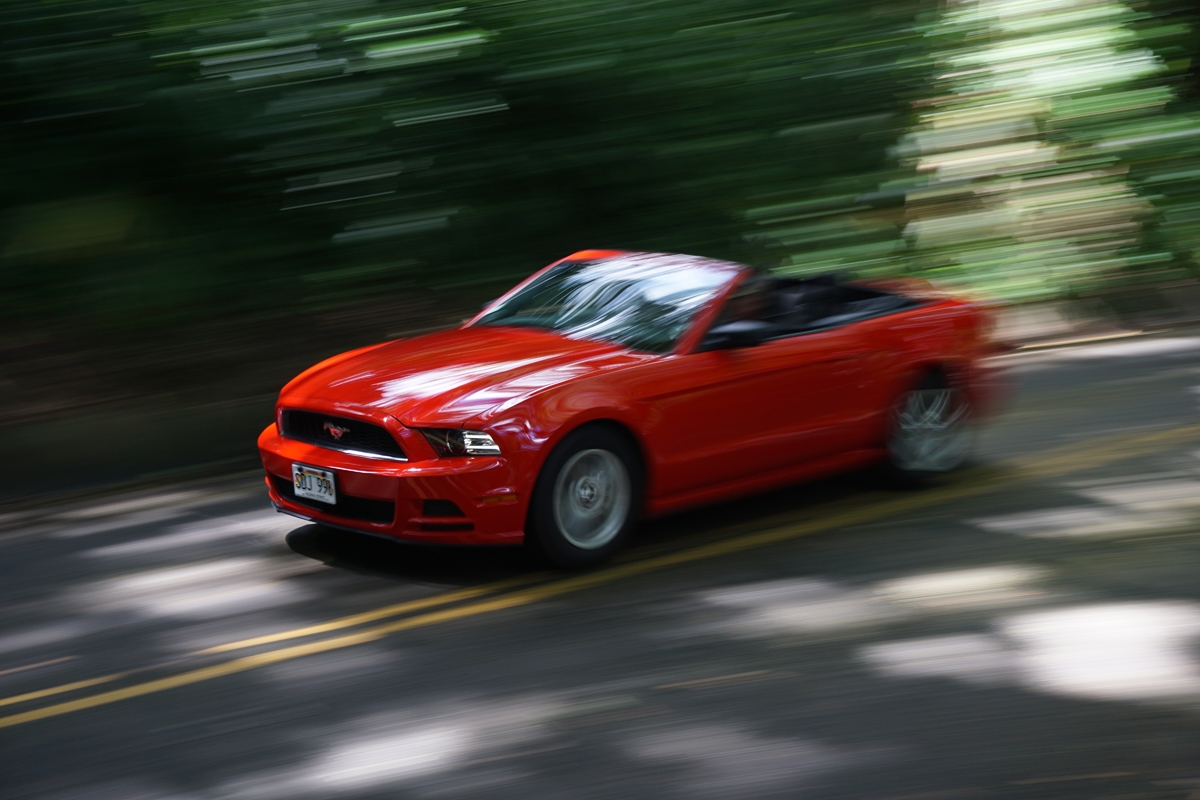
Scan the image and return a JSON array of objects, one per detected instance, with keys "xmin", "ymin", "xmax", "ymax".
[{"xmin": 701, "ymin": 320, "xmax": 772, "ymax": 351}]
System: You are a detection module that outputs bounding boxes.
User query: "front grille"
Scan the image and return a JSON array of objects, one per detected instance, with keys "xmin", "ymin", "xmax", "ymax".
[
  {"xmin": 280, "ymin": 410, "xmax": 406, "ymax": 460},
  {"xmin": 270, "ymin": 474, "xmax": 396, "ymax": 524}
]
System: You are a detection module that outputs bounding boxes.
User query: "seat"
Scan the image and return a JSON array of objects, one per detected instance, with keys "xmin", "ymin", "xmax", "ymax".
[{"xmin": 774, "ymin": 284, "xmax": 841, "ymax": 331}]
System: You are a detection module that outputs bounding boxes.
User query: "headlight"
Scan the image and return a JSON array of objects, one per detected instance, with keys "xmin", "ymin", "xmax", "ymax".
[{"xmin": 420, "ymin": 429, "xmax": 501, "ymax": 457}]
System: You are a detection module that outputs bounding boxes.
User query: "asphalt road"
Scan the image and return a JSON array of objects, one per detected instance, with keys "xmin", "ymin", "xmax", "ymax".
[{"xmin": 2, "ymin": 334, "xmax": 1200, "ymax": 800}]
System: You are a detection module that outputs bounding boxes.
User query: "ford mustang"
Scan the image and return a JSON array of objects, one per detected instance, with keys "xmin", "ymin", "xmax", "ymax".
[{"xmin": 259, "ymin": 250, "xmax": 1004, "ymax": 567}]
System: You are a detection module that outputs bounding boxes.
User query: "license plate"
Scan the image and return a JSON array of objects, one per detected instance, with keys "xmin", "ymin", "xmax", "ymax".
[{"xmin": 292, "ymin": 464, "xmax": 336, "ymax": 504}]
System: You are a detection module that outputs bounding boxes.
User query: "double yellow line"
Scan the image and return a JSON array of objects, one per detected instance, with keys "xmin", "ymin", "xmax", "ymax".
[{"xmin": 3, "ymin": 421, "xmax": 1200, "ymax": 730}]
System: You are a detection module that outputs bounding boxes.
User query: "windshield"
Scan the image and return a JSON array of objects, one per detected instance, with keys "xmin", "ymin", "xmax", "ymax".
[{"xmin": 473, "ymin": 254, "xmax": 739, "ymax": 353}]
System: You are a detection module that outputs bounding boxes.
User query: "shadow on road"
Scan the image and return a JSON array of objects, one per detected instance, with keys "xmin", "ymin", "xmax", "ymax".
[
  {"xmin": 285, "ymin": 523, "xmax": 537, "ymax": 585},
  {"xmin": 281, "ymin": 465, "xmax": 951, "ymax": 585}
]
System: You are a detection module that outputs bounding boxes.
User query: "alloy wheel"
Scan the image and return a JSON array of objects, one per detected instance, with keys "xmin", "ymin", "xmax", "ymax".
[
  {"xmin": 552, "ymin": 448, "xmax": 632, "ymax": 550},
  {"xmin": 889, "ymin": 386, "xmax": 972, "ymax": 473}
]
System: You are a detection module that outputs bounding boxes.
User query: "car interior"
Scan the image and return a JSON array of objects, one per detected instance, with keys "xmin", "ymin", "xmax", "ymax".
[{"xmin": 724, "ymin": 273, "xmax": 922, "ymax": 337}]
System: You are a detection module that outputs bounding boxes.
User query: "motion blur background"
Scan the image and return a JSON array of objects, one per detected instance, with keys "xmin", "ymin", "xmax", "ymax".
[
  {"xmin": 4, "ymin": 0, "xmax": 1200, "ymax": 496},
  {"xmin": 4, "ymin": 5, "xmax": 1200, "ymax": 796}
]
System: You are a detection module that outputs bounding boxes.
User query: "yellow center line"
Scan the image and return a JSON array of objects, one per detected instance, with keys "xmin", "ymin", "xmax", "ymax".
[
  {"xmin": 0, "ymin": 674, "xmax": 128, "ymax": 710},
  {"xmin": 0, "ymin": 634, "xmax": 385, "ymax": 730},
  {"xmin": 196, "ymin": 572, "xmax": 547, "ymax": 655},
  {"xmin": 4, "ymin": 421, "xmax": 1200, "ymax": 730},
  {"xmin": 0, "ymin": 574, "xmax": 549, "ymax": 714}
]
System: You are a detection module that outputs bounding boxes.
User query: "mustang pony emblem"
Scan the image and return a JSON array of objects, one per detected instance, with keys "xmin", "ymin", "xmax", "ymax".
[{"xmin": 323, "ymin": 422, "xmax": 350, "ymax": 440}]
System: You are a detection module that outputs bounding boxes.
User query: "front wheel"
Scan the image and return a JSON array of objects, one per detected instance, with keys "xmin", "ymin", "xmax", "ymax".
[
  {"xmin": 526, "ymin": 426, "xmax": 642, "ymax": 569},
  {"xmin": 885, "ymin": 370, "xmax": 973, "ymax": 484}
]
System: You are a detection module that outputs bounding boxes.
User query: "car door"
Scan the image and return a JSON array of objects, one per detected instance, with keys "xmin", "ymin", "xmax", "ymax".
[{"xmin": 633, "ymin": 324, "xmax": 879, "ymax": 500}]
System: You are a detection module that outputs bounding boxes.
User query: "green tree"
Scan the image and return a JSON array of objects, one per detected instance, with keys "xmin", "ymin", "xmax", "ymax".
[{"xmin": 894, "ymin": 0, "xmax": 1199, "ymax": 301}]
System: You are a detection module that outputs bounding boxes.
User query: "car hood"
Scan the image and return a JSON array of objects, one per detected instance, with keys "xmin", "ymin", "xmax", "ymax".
[{"xmin": 280, "ymin": 325, "xmax": 651, "ymax": 426}]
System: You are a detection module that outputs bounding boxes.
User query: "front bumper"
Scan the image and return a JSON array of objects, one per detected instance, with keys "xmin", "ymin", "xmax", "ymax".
[{"xmin": 258, "ymin": 424, "xmax": 527, "ymax": 545}]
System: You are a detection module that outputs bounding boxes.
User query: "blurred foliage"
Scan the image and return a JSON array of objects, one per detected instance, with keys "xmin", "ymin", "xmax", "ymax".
[
  {"xmin": 896, "ymin": 0, "xmax": 1200, "ymax": 301},
  {"xmin": 1, "ymin": 0, "xmax": 1199, "ymax": 337}
]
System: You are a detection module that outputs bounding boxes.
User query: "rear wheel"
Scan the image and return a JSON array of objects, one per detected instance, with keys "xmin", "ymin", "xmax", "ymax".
[
  {"xmin": 526, "ymin": 426, "xmax": 642, "ymax": 568},
  {"xmin": 886, "ymin": 370, "xmax": 973, "ymax": 484}
]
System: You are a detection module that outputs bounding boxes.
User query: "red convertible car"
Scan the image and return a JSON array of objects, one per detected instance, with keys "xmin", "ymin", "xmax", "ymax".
[{"xmin": 259, "ymin": 250, "xmax": 1003, "ymax": 567}]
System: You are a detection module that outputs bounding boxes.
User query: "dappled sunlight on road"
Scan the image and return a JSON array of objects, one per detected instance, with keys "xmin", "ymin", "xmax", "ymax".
[
  {"xmin": 1048, "ymin": 337, "xmax": 1200, "ymax": 361},
  {"xmin": 865, "ymin": 602, "xmax": 1200, "ymax": 704},
  {"xmin": 74, "ymin": 557, "xmax": 311, "ymax": 621},
  {"xmin": 696, "ymin": 566, "xmax": 1051, "ymax": 639},
  {"xmin": 627, "ymin": 725, "xmax": 872, "ymax": 800},
  {"xmin": 216, "ymin": 698, "xmax": 563, "ymax": 799},
  {"xmin": 3, "ymin": 339, "xmax": 1200, "ymax": 798},
  {"xmin": 79, "ymin": 511, "xmax": 298, "ymax": 559},
  {"xmin": 973, "ymin": 474, "xmax": 1200, "ymax": 539},
  {"xmin": 1007, "ymin": 603, "xmax": 1200, "ymax": 702}
]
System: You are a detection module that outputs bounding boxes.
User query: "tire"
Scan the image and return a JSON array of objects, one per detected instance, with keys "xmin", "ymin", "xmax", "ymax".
[
  {"xmin": 885, "ymin": 369, "xmax": 973, "ymax": 486},
  {"xmin": 526, "ymin": 425, "xmax": 643, "ymax": 569}
]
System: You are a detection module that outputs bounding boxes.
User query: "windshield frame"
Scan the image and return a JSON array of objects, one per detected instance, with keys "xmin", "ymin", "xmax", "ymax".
[{"xmin": 465, "ymin": 252, "xmax": 745, "ymax": 355}]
